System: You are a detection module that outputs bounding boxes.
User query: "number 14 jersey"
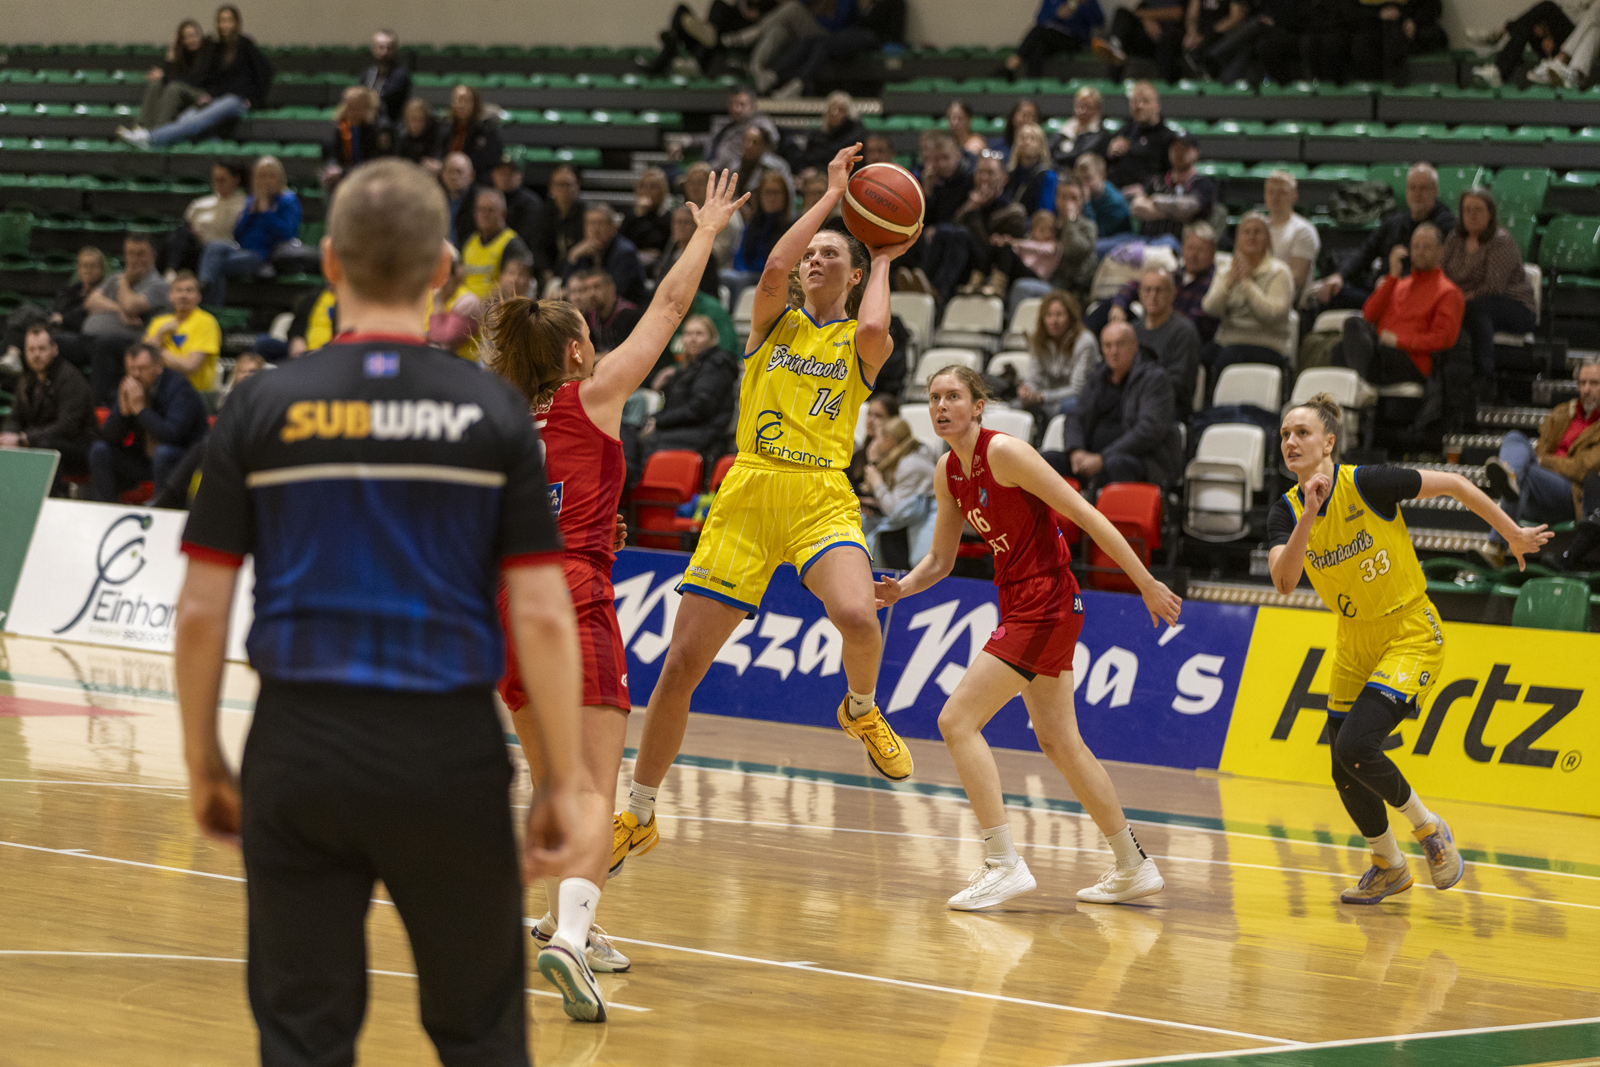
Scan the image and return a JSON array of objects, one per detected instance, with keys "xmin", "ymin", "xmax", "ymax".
[{"xmin": 738, "ymin": 307, "xmax": 873, "ymax": 471}]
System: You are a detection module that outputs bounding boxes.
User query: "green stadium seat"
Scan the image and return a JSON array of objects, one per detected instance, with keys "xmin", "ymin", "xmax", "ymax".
[
  {"xmin": 1491, "ymin": 168, "xmax": 1551, "ymax": 216},
  {"xmin": 1501, "ymin": 212, "xmax": 1538, "ymax": 259},
  {"xmin": 1309, "ymin": 164, "xmax": 1368, "ymax": 181},
  {"xmin": 1367, "ymin": 163, "xmax": 1410, "ymax": 203},
  {"xmin": 0, "ymin": 211, "xmax": 32, "ymax": 256},
  {"xmin": 1538, "ymin": 215, "xmax": 1600, "ymax": 276},
  {"xmin": 1512, "ymin": 576, "xmax": 1591, "ymax": 631},
  {"xmin": 1436, "ymin": 165, "xmax": 1491, "ymax": 206}
]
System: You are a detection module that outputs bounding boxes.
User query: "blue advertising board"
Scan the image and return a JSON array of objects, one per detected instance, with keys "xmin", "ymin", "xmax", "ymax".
[{"xmin": 612, "ymin": 548, "xmax": 1256, "ymax": 771}]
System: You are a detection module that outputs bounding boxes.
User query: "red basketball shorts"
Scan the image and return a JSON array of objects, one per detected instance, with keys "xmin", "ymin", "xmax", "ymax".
[
  {"xmin": 983, "ymin": 571, "xmax": 1086, "ymax": 678},
  {"xmin": 498, "ymin": 556, "xmax": 631, "ymax": 712}
]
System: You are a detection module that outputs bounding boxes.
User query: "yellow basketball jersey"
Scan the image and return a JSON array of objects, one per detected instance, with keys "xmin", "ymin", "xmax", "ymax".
[
  {"xmin": 737, "ymin": 307, "xmax": 873, "ymax": 471},
  {"xmin": 1286, "ymin": 463, "xmax": 1427, "ymax": 621}
]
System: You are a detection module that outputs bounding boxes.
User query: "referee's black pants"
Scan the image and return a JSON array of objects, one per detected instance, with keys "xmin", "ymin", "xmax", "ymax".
[{"xmin": 242, "ymin": 680, "xmax": 529, "ymax": 1067}]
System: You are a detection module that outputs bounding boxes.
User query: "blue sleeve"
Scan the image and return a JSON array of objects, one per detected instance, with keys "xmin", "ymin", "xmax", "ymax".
[
  {"xmin": 1035, "ymin": 0, "xmax": 1056, "ymax": 26},
  {"xmin": 272, "ymin": 194, "xmax": 303, "ymax": 245},
  {"xmin": 1038, "ymin": 169, "xmax": 1058, "ymax": 216}
]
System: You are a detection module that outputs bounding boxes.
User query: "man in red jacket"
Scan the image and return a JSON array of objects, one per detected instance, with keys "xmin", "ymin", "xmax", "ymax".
[{"xmin": 1334, "ymin": 222, "xmax": 1474, "ymax": 442}]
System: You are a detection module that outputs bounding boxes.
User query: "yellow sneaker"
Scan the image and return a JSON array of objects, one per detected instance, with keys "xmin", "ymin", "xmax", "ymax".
[
  {"xmin": 837, "ymin": 699, "xmax": 914, "ymax": 781},
  {"xmin": 610, "ymin": 811, "xmax": 658, "ymax": 875}
]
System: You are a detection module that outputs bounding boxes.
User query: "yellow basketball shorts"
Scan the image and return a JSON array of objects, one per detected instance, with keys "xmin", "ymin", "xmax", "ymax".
[
  {"xmin": 677, "ymin": 457, "xmax": 867, "ymax": 614},
  {"xmin": 1327, "ymin": 597, "xmax": 1446, "ymax": 715}
]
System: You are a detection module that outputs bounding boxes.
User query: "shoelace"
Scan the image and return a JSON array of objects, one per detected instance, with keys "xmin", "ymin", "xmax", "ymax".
[
  {"xmin": 1421, "ymin": 832, "xmax": 1446, "ymax": 864},
  {"xmin": 588, "ymin": 926, "xmax": 616, "ymax": 956},
  {"xmin": 966, "ymin": 861, "xmax": 1005, "ymax": 890},
  {"xmin": 858, "ymin": 714, "xmax": 900, "ymax": 755}
]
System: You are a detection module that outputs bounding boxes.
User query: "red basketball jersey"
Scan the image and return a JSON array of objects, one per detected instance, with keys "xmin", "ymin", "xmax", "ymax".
[
  {"xmin": 534, "ymin": 380, "xmax": 625, "ymax": 568},
  {"xmin": 945, "ymin": 427, "xmax": 1072, "ymax": 585}
]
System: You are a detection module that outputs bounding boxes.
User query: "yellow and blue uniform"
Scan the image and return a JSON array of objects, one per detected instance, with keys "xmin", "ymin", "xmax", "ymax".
[
  {"xmin": 679, "ymin": 307, "xmax": 875, "ymax": 612},
  {"xmin": 1274, "ymin": 463, "xmax": 1444, "ymax": 715}
]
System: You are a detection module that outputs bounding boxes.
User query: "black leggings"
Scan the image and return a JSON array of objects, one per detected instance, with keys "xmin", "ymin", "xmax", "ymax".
[{"xmin": 1327, "ymin": 688, "xmax": 1416, "ymax": 839}]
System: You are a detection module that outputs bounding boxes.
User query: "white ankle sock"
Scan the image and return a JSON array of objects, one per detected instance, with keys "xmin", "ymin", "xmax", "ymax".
[
  {"xmin": 556, "ymin": 878, "xmax": 600, "ymax": 948},
  {"xmin": 1397, "ymin": 790, "xmax": 1434, "ymax": 832},
  {"xmin": 980, "ymin": 823, "xmax": 1018, "ymax": 866},
  {"xmin": 1366, "ymin": 829, "xmax": 1405, "ymax": 867},
  {"xmin": 845, "ymin": 689, "xmax": 875, "ymax": 720},
  {"xmin": 543, "ymin": 877, "xmax": 562, "ymax": 922},
  {"xmin": 626, "ymin": 781, "xmax": 658, "ymax": 824},
  {"xmin": 1106, "ymin": 825, "xmax": 1147, "ymax": 870}
]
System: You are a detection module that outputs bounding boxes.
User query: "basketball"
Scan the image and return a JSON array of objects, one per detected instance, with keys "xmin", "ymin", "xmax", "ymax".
[{"xmin": 843, "ymin": 163, "xmax": 925, "ymax": 247}]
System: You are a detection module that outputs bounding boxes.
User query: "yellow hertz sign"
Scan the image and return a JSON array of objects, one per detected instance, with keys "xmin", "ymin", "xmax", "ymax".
[{"xmin": 1222, "ymin": 607, "xmax": 1598, "ymax": 816}]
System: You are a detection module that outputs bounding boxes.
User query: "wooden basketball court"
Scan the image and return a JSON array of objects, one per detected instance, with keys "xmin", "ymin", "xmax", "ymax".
[{"xmin": 2, "ymin": 631, "xmax": 1596, "ymax": 1066}]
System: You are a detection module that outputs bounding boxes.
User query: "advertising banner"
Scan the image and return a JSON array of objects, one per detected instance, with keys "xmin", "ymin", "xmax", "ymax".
[
  {"xmin": 612, "ymin": 548, "xmax": 1255, "ymax": 770},
  {"xmin": 0, "ymin": 448, "xmax": 57, "ymax": 624},
  {"xmin": 6, "ymin": 500, "xmax": 254, "ymax": 662},
  {"xmin": 1221, "ymin": 606, "xmax": 1600, "ymax": 816}
]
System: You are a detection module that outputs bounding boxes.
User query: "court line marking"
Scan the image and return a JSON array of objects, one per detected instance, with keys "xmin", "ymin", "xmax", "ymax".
[
  {"xmin": 0, "ymin": 950, "xmax": 648, "ymax": 1012},
  {"xmin": 6, "ymin": 669, "xmax": 1592, "ymax": 882},
  {"xmin": 1048, "ymin": 1014, "xmax": 1600, "ymax": 1067},
  {"xmin": 0, "ymin": 778, "xmax": 186, "ymax": 789},
  {"xmin": 592, "ymin": 934, "xmax": 1301, "ymax": 1047}
]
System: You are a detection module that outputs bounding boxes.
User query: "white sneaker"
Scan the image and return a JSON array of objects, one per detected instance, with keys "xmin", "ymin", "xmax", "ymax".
[
  {"xmin": 537, "ymin": 934, "xmax": 608, "ymax": 1023},
  {"xmin": 531, "ymin": 913, "xmax": 632, "ymax": 973},
  {"xmin": 1077, "ymin": 857, "xmax": 1164, "ymax": 903},
  {"xmin": 1559, "ymin": 62, "xmax": 1583, "ymax": 89},
  {"xmin": 116, "ymin": 125, "xmax": 151, "ymax": 148},
  {"xmin": 947, "ymin": 857, "xmax": 1037, "ymax": 911},
  {"xmin": 1471, "ymin": 62, "xmax": 1502, "ymax": 88}
]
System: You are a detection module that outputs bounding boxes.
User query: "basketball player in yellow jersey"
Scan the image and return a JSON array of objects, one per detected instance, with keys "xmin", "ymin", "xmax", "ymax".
[
  {"xmin": 613, "ymin": 143, "xmax": 921, "ymax": 868},
  {"xmin": 1268, "ymin": 394, "xmax": 1552, "ymax": 905}
]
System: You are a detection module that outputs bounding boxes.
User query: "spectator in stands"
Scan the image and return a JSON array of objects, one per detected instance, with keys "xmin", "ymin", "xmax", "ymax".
[
  {"xmin": 426, "ymin": 251, "xmax": 483, "ymax": 359},
  {"xmin": 440, "ymin": 152, "xmax": 478, "ymax": 249},
  {"xmin": 151, "ymin": 352, "xmax": 270, "ymax": 509},
  {"xmin": 639, "ymin": 0, "xmax": 775, "ymax": 76},
  {"xmin": 489, "ymin": 155, "xmax": 543, "ymax": 244},
  {"xmin": 1, "ymin": 324, "xmax": 97, "ymax": 493},
  {"xmin": 1264, "ymin": 169, "xmax": 1319, "ymax": 302},
  {"xmin": 633, "ymin": 314, "xmax": 741, "ymax": 483},
  {"xmin": 198, "ymin": 155, "xmax": 301, "ymax": 307},
  {"xmin": 682, "ymin": 161, "xmax": 743, "ymax": 268},
  {"xmin": 895, "ymin": 131, "xmax": 976, "ymax": 295},
  {"xmin": 52, "ymin": 246, "xmax": 107, "ymax": 336},
  {"xmin": 863, "ymin": 132, "xmax": 896, "ymax": 166},
  {"xmin": 144, "ymin": 271, "xmax": 221, "ymax": 394},
  {"xmin": 461, "ymin": 189, "xmax": 533, "ymax": 302},
  {"xmin": 1004, "ymin": 123, "xmax": 1059, "ymax": 216},
  {"xmin": 570, "ymin": 268, "xmax": 642, "ymax": 354},
  {"xmin": 396, "ymin": 98, "xmax": 444, "ymax": 172},
  {"xmin": 1442, "ymin": 188, "xmax": 1538, "ymax": 392},
  {"xmin": 134, "ymin": 19, "xmax": 207, "ymax": 133},
  {"xmin": 1002, "ymin": 0, "xmax": 1105, "ymax": 79},
  {"xmin": 89, "ymin": 340, "xmax": 206, "ymax": 503},
  {"xmin": 1529, "ymin": 3, "xmax": 1600, "ymax": 89},
  {"xmin": 1048, "ymin": 85, "xmax": 1111, "ymax": 170},
  {"xmin": 442, "ymin": 84, "xmax": 504, "ymax": 179},
  {"xmin": 735, "ymin": 125, "xmax": 795, "ymax": 201},
  {"xmin": 799, "ymin": 172, "xmax": 832, "ymax": 214},
  {"xmin": 849, "ymin": 391, "xmax": 899, "ymax": 484},
  {"xmin": 533, "ymin": 165, "xmax": 587, "ymax": 283},
  {"xmin": 1074, "ymin": 153, "xmax": 1131, "ymax": 241},
  {"xmin": 84, "ymin": 234, "xmax": 170, "ymax": 405},
  {"xmin": 1183, "ymin": 0, "xmax": 1249, "ymax": 78},
  {"xmin": 1473, "ymin": 2, "xmax": 1577, "ymax": 88},
  {"xmin": 1058, "ymin": 320, "xmax": 1181, "ymax": 488},
  {"xmin": 1348, "ymin": 0, "xmax": 1447, "ymax": 85},
  {"xmin": 1019, "ymin": 290, "xmax": 1099, "ymax": 421},
  {"xmin": 1000, "ymin": 176, "xmax": 1099, "ymax": 309},
  {"xmin": 859, "ymin": 416, "xmax": 938, "ymax": 566},
  {"xmin": 563, "ymin": 204, "xmax": 647, "ymax": 304},
  {"xmin": 1202, "ymin": 212, "xmax": 1294, "ymax": 383},
  {"xmin": 946, "ymin": 101, "xmax": 989, "ymax": 157},
  {"xmin": 726, "ymin": 0, "xmax": 859, "ymax": 95},
  {"xmin": 1099, "ymin": 221, "xmax": 1220, "ymax": 341},
  {"xmin": 727, "ymin": 171, "xmax": 794, "ymax": 300},
  {"xmin": 1092, "ymin": 1, "xmax": 1187, "ymax": 83},
  {"xmin": 120, "ymin": 5, "xmax": 272, "ymax": 148},
  {"xmin": 654, "ymin": 205, "xmax": 722, "ymax": 296},
  {"xmin": 1126, "ymin": 131, "xmax": 1215, "ymax": 253},
  {"xmin": 1241, "ymin": 0, "xmax": 1309, "ymax": 85},
  {"xmin": 321, "ymin": 86, "xmax": 387, "ymax": 194},
  {"xmin": 936, "ymin": 152, "xmax": 1027, "ymax": 300},
  {"xmin": 359, "ymin": 29, "xmax": 411, "ymax": 126},
  {"xmin": 21, "ymin": 246, "xmax": 107, "ymax": 372},
  {"xmin": 496, "ymin": 255, "xmax": 536, "ymax": 301},
  {"xmin": 769, "ymin": 0, "xmax": 906, "ymax": 98},
  {"xmin": 1132, "ymin": 267, "xmax": 1201, "ymax": 410},
  {"xmin": 1106, "ymin": 81, "xmax": 1176, "ymax": 193},
  {"xmin": 164, "ymin": 161, "xmax": 247, "ymax": 275},
  {"xmin": 796, "ymin": 93, "xmax": 868, "ymax": 174},
  {"xmin": 1305, "ymin": 0, "xmax": 1354, "ymax": 84},
  {"xmin": 989, "ymin": 99, "xmax": 1041, "ymax": 156},
  {"xmin": 252, "ymin": 285, "xmax": 335, "ymax": 362},
  {"xmin": 622, "ymin": 167, "xmax": 675, "ymax": 265},
  {"xmin": 705, "ymin": 87, "xmax": 780, "ymax": 174},
  {"xmin": 1485, "ymin": 359, "xmax": 1600, "ymax": 531},
  {"xmin": 1316, "ymin": 162, "xmax": 1453, "ymax": 311},
  {"xmin": 1334, "ymin": 222, "xmax": 1473, "ymax": 438}
]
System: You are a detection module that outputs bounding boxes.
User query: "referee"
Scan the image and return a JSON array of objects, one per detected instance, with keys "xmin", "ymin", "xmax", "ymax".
[{"xmin": 173, "ymin": 158, "xmax": 588, "ymax": 1067}]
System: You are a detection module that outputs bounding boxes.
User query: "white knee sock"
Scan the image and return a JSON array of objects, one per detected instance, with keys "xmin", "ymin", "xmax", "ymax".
[
  {"xmin": 1106, "ymin": 825, "xmax": 1147, "ymax": 871},
  {"xmin": 543, "ymin": 877, "xmax": 562, "ymax": 922},
  {"xmin": 1397, "ymin": 790, "xmax": 1435, "ymax": 832},
  {"xmin": 626, "ymin": 781, "xmax": 658, "ymax": 824},
  {"xmin": 845, "ymin": 689, "xmax": 875, "ymax": 720},
  {"xmin": 556, "ymin": 878, "xmax": 600, "ymax": 949},
  {"xmin": 981, "ymin": 823, "xmax": 1019, "ymax": 866},
  {"xmin": 1366, "ymin": 829, "xmax": 1406, "ymax": 867}
]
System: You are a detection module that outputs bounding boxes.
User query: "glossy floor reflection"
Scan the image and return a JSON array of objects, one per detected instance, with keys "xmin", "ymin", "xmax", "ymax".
[{"xmin": 1, "ymin": 633, "xmax": 1596, "ymax": 1067}]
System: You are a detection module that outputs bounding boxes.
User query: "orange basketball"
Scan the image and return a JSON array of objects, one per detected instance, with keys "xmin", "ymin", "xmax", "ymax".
[{"xmin": 843, "ymin": 163, "xmax": 925, "ymax": 248}]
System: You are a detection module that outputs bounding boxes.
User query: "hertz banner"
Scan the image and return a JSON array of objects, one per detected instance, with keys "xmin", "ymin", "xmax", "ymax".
[{"xmin": 1222, "ymin": 606, "xmax": 1599, "ymax": 817}]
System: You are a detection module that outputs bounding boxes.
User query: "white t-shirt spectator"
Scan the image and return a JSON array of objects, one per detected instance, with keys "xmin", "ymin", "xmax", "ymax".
[
  {"xmin": 1270, "ymin": 213, "xmax": 1321, "ymax": 301},
  {"xmin": 186, "ymin": 189, "xmax": 247, "ymax": 245}
]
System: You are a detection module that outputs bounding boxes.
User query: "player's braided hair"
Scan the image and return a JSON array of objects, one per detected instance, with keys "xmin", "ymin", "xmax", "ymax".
[
  {"xmin": 482, "ymin": 296, "xmax": 587, "ymax": 409},
  {"xmin": 1290, "ymin": 391, "xmax": 1342, "ymax": 461}
]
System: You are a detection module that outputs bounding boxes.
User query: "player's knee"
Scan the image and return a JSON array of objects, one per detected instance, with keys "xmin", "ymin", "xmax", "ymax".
[
  {"xmin": 936, "ymin": 703, "xmax": 969, "ymax": 740},
  {"xmin": 829, "ymin": 602, "xmax": 880, "ymax": 643}
]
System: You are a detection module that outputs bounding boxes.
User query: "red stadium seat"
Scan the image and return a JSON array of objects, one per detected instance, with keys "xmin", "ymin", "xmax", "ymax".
[
  {"xmin": 119, "ymin": 482, "xmax": 155, "ymax": 505},
  {"xmin": 633, "ymin": 450, "xmax": 703, "ymax": 549},
  {"xmin": 709, "ymin": 453, "xmax": 737, "ymax": 491},
  {"xmin": 1086, "ymin": 482, "xmax": 1161, "ymax": 593}
]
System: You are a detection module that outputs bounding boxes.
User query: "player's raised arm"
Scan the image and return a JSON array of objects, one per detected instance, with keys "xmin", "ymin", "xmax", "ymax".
[
  {"xmin": 582, "ymin": 169, "xmax": 747, "ymax": 431},
  {"xmin": 989, "ymin": 434, "xmax": 1182, "ymax": 627},
  {"xmin": 749, "ymin": 142, "xmax": 861, "ymax": 338},
  {"xmin": 856, "ymin": 230, "xmax": 920, "ymax": 372},
  {"xmin": 1415, "ymin": 470, "xmax": 1553, "ymax": 570},
  {"xmin": 876, "ymin": 453, "xmax": 963, "ymax": 607}
]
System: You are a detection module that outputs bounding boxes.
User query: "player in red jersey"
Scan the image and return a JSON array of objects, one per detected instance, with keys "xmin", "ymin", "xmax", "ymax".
[
  {"xmin": 484, "ymin": 170, "xmax": 747, "ymax": 1021},
  {"xmin": 876, "ymin": 366, "xmax": 1183, "ymax": 911}
]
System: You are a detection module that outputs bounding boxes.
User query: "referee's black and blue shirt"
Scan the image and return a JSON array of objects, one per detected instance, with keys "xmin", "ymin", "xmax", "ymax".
[{"xmin": 181, "ymin": 332, "xmax": 563, "ymax": 692}]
